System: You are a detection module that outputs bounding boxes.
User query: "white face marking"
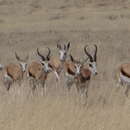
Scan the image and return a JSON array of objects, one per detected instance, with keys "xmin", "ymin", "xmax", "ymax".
[
  {"xmin": 59, "ymin": 50, "xmax": 67, "ymax": 61},
  {"xmin": 75, "ymin": 64, "xmax": 82, "ymax": 75},
  {"xmin": 41, "ymin": 61, "xmax": 52, "ymax": 73},
  {"xmin": 20, "ymin": 62, "xmax": 27, "ymax": 72},
  {"xmin": 88, "ymin": 61, "xmax": 97, "ymax": 75}
]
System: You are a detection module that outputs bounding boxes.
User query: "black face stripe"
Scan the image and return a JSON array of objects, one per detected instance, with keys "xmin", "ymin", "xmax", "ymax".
[
  {"xmin": 67, "ymin": 68, "xmax": 75, "ymax": 75},
  {"xmin": 41, "ymin": 62, "xmax": 45, "ymax": 66},
  {"xmin": 121, "ymin": 68, "xmax": 130, "ymax": 78},
  {"xmin": 64, "ymin": 52, "xmax": 67, "ymax": 55},
  {"xmin": 89, "ymin": 64, "xmax": 92, "ymax": 67},
  {"xmin": 48, "ymin": 64, "xmax": 53, "ymax": 68}
]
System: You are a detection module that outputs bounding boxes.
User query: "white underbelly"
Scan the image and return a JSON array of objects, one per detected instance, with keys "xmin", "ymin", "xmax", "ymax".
[
  {"xmin": 4, "ymin": 73, "xmax": 13, "ymax": 82},
  {"xmin": 120, "ymin": 72, "xmax": 130, "ymax": 85}
]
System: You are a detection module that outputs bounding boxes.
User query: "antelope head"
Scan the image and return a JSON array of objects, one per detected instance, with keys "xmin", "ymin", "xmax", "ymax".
[
  {"xmin": 70, "ymin": 54, "xmax": 83, "ymax": 76},
  {"xmin": 15, "ymin": 52, "xmax": 29, "ymax": 72},
  {"xmin": 37, "ymin": 48, "xmax": 52, "ymax": 73},
  {"xmin": 84, "ymin": 44, "xmax": 98, "ymax": 75},
  {"xmin": 57, "ymin": 42, "xmax": 71, "ymax": 61}
]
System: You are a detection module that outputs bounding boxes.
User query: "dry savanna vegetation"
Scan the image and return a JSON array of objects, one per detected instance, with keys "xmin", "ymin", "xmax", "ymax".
[{"xmin": 0, "ymin": 0, "xmax": 130, "ymax": 130}]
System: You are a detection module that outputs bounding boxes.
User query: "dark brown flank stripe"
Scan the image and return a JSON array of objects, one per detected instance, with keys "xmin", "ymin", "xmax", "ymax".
[{"xmin": 121, "ymin": 68, "xmax": 130, "ymax": 78}]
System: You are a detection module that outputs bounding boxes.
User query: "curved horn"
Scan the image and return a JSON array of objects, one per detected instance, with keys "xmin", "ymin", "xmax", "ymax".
[
  {"xmin": 15, "ymin": 52, "xmax": 22, "ymax": 61},
  {"xmin": 70, "ymin": 54, "xmax": 75, "ymax": 62},
  {"xmin": 84, "ymin": 45, "xmax": 93, "ymax": 62},
  {"xmin": 37, "ymin": 48, "xmax": 45, "ymax": 61},
  {"xmin": 69, "ymin": 54, "xmax": 78, "ymax": 63},
  {"xmin": 67, "ymin": 42, "xmax": 70, "ymax": 51},
  {"xmin": 46, "ymin": 47, "xmax": 51, "ymax": 60},
  {"xmin": 94, "ymin": 44, "xmax": 97, "ymax": 61},
  {"xmin": 15, "ymin": 52, "xmax": 29, "ymax": 62}
]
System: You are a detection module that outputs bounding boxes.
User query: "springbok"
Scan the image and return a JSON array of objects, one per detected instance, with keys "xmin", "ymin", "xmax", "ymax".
[
  {"xmin": 27, "ymin": 48, "xmax": 53, "ymax": 95},
  {"xmin": 64, "ymin": 44, "xmax": 98, "ymax": 100},
  {"xmin": 64, "ymin": 54, "xmax": 84, "ymax": 91},
  {"xmin": 49, "ymin": 42, "xmax": 71, "ymax": 81},
  {"xmin": 2, "ymin": 52, "xmax": 29, "ymax": 90},
  {"xmin": 117, "ymin": 63, "xmax": 130, "ymax": 96},
  {"xmin": 76, "ymin": 44, "xmax": 98, "ymax": 98}
]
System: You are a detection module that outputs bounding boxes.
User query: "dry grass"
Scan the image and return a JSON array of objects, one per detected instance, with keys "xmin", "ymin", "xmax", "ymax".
[{"xmin": 0, "ymin": 0, "xmax": 130, "ymax": 129}]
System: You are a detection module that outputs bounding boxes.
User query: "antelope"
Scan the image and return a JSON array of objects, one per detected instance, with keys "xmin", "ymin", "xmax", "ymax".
[
  {"xmin": 64, "ymin": 44, "xmax": 98, "ymax": 100},
  {"xmin": 27, "ymin": 47, "xmax": 53, "ymax": 95},
  {"xmin": 64, "ymin": 54, "xmax": 84, "ymax": 91},
  {"xmin": 49, "ymin": 42, "xmax": 71, "ymax": 81},
  {"xmin": 2, "ymin": 52, "xmax": 29, "ymax": 90},
  {"xmin": 76, "ymin": 44, "xmax": 98, "ymax": 97},
  {"xmin": 117, "ymin": 63, "xmax": 130, "ymax": 96}
]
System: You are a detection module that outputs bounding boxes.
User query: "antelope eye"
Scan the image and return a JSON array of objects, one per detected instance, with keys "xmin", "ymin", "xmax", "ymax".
[
  {"xmin": 64, "ymin": 52, "xmax": 67, "ymax": 55},
  {"xmin": 48, "ymin": 64, "xmax": 52, "ymax": 68},
  {"xmin": 89, "ymin": 64, "xmax": 92, "ymax": 67},
  {"xmin": 41, "ymin": 62, "xmax": 45, "ymax": 66}
]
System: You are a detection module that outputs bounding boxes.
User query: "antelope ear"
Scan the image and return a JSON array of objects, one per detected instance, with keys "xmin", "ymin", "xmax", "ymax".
[
  {"xmin": 57, "ymin": 44, "xmax": 61, "ymax": 50},
  {"xmin": 46, "ymin": 47, "xmax": 51, "ymax": 61},
  {"xmin": 64, "ymin": 44, "xmax": 66, "ymax": 50},
  {"xmin": 67, "ymin": 42, "xmax": 70, "ymax": 51}
]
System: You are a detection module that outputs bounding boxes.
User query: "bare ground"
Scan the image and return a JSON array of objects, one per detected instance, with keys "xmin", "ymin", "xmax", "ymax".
[{"xmin": 0, "ymin": 0, "xmax": 130, "ymax": 130}]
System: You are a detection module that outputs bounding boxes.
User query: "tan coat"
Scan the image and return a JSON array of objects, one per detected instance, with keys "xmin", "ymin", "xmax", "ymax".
[
  {"xmin": 121, "ymin": 63, "xmax": 130, "ymax": 77},
  {"xmin": 49, "ymin": 57, "xmax": 63, "ymax": 75},
  {"xmin": 5, "ymin": 63, "xmax": 23, "ymax": 81},
  {"xmin": 28, "ymin": 61, "xmax": 47, "ymax": 81}
]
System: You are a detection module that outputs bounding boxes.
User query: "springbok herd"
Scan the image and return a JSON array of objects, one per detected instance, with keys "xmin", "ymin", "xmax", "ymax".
[{"xmin": 0, "ymin": 42, "xmax": 130, "ymax": 98}]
